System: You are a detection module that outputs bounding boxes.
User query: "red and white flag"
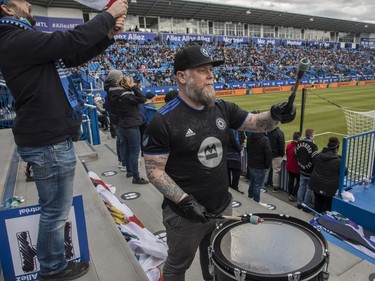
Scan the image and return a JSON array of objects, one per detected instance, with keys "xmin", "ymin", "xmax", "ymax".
[{"xmin": 73, "ymin": 0, "xmax": 117, "ymax": 10}]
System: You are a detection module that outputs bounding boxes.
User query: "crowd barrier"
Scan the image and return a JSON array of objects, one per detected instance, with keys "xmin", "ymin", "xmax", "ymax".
[{"xmin": 338, "ymin": 130, "xmax": 375, "ymax": 193}]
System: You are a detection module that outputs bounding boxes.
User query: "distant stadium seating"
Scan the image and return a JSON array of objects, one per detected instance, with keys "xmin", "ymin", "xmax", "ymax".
[{"xmin": 77, "ymin": 41, "xmax": 374, "ymax": 88}]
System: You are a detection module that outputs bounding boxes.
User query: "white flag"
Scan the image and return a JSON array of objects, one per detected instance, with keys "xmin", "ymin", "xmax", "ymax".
[{"xmin": 73, "ymin": 0, "xmax": 116, "ymax": 10}]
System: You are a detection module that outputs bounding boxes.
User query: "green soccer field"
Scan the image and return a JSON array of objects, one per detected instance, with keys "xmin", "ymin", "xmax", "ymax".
[
  {"xmin": 157, "ymin": 84, "xmax": 375, "ymax": 151},
  {"xmin": 220, "ymin": 85, "xmax": 375, "ymax": 150}
]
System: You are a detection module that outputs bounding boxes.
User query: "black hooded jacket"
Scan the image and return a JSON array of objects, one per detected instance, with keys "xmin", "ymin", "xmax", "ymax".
[
  {"xmin": 107, "ymin": 86, "xmax": 147, "ymax": 128},
  {"xmin": 309, "ymin": 148, "xmax": 342, "ymax": 196},
  {"xmin": 246, "ymin": 133, "xmax": 272, "ymax": 169},
  {"xmin": 0, "ymin": 13, "xmax": 115, "ymax": 146}
]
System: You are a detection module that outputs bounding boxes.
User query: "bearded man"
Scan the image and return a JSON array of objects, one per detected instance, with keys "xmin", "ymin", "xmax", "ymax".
[{"xmin": 142, "ymin": 45, "xmax": 296, "ymax": 281}]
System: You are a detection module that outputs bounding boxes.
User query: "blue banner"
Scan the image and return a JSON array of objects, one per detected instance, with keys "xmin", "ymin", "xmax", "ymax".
[
  {"xmin": 252, "ymin": 38, "xmax": 280, "ymax": 46},
  {"xmin": 360, "ymin": 38, "xmax": 375, "ymax": 49},
  {"xmin": 0, "ymin": 196, "xmax": 89, "ymax": 281},
  {"xmin": 309, "ymin": 40, "xmax": 337, "ymax": 48},
  {"xmin": 34, "ymin": 16, "xmax": 83, "ymax": 32},
  {"xmin": 142, "ymin": 75, "xmax": 375, "ymax": 94},
  {"xmin": 115, "ymin": 32, "xmax": 158, "ymax": 43},
  {"xmin": 217, "ymin": 36, "xmax": 249, "ymax": 44},
  {"xmin": 162, "ymin": 33, "xmax": 213, "ymax": 43},
  {"xmin": 282, "ymin": 39, "xmax": 307, "ymax": 46}
]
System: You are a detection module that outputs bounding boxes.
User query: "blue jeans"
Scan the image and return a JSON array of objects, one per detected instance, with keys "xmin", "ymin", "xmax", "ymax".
[
  {"xmin": 17, "ymin": 140, "xmax": 76, "ymax": 275},
  {"xmin": 248, "ymin": 167, "xmax": 268, "ymax": 202},
  {"xmin": 113, "ymin": 125, "xmax": 125, "ymax": 164},
  {"xmin": 117, "ymin": 126, "xmax": 141, "ymax": 178},
  {"xmin": 297, "ymin": 174, "xmax": 313, "ymax": 206}
]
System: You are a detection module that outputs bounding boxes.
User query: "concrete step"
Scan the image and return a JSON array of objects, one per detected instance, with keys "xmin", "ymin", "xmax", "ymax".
[{"xmin": 0, "ymin": 133, "xmax": 148, "ymax": 281}]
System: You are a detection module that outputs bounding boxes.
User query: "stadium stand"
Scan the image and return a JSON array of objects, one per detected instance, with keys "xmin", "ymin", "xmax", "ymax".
[{"xmin": 1, "ymin": 1, "xmax": 375, "ymax": 280}]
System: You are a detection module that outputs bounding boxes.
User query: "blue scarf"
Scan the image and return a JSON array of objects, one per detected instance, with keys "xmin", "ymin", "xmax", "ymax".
[{"xmin": 0, "ymin": 17, "xmax": 84, "ymax": 119}]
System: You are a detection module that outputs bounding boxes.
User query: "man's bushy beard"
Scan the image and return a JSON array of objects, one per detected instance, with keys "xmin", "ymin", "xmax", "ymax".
[{"xmin": 185, "ymin": 75, "xmax": 215, "ymax": 107}]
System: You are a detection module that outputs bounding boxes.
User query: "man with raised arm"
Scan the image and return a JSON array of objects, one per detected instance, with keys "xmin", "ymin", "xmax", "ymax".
[
  {"xmin": 0, "ymin": 0, "xmax": 127, "ymax": 279},
  {"xmin": 142, "ymin": 45, "xmax": 296, "ymax": 281}
]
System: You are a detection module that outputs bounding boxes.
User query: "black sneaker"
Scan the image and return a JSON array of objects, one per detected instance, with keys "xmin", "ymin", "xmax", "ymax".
[
  {"xmin": 39, "ymin": 261, "xmax": 89, "ymax": 280},
  {"xmin": 132, "ymin": 178, "xmax": 149, "ymax": 184},
  {"xmin": 231, "ymin": 187, "xmax": 244, "ymax": 194},
  {"xmin": 126, "ymin": 173, "xmax": 133, "ymax": 178},
  {"xmin": 271, "ymin": 187, "xmax": 280, "ymax": 193},
  {"xmin": 296, "ymin": 204, "xmax": 303, "ymax": 210}
]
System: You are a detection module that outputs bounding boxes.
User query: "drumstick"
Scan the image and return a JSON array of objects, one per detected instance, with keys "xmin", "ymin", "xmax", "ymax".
[
  {"xmin": 301, "ymin": 203, "xmax": 322, "ymax": 216},
  {"xmin": 220, "ymin": 215, "xmax": 264, "ymax": 225}
]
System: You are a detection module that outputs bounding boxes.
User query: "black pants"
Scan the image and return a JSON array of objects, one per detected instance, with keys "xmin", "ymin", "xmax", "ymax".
[
  {"xmin": 314, "ymin": 192, "xmax": 333, "ymax": 213},
  {"xmin": 227, "ymin": 168, "xmax": 241, "ymax": 189},
  {"xmin": 287, "ymin": 171, "xmax": 300, "ymax": 196}
]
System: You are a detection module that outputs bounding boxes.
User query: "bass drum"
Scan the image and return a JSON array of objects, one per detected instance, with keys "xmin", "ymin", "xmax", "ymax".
[{"xmin": 208, "ymin": 213, "xmax": 329, "ymax": 281}]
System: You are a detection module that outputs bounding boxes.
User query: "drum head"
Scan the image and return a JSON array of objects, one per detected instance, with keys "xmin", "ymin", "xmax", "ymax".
[{"xmin": 211, "ymin": 214, "xmax": 328, "ymax": 280}]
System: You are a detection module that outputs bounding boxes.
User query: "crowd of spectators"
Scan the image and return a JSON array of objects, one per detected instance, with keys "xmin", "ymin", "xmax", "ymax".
[{"xmin": 79, "ymin": 40, "xmax": 375, "ymax": 88}]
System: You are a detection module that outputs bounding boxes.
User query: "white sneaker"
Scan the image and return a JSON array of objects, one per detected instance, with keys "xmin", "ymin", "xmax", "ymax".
[
  {"xmin": 120, "ymin": 166, "xmax": 127, "ymax": 172},
  {"xmin": 118, "ymin": 162, "xmax": 122, "ymax": 168}
]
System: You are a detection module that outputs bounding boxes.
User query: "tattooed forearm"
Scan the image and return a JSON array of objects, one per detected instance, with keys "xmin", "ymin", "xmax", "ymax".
[
  {"xmin": 240, "ymin": 112, "xmax": 278, "ymax": 132},
  {"xmin": 144, "ymin": 155, "xmax": 185, "ymax": 203}
]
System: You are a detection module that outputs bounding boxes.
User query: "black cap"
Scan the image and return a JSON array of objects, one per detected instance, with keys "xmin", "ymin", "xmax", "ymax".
[{"xmin": 173, "ymin": 45, "xmax": 224, "ymax": 74}]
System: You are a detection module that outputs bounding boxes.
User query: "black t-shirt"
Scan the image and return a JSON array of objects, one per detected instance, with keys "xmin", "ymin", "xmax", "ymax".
[{"xmin": 143, "ymin": 97, "xmax": 248, "ymax": 214}]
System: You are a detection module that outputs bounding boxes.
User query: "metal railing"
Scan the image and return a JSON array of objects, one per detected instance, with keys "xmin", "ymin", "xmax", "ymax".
[
  {"xmin": 338, "ymin": 130, "xmax": 375, "ymax": 195},
  {"xmin": 0, "ymin": 80, "xmax": 101, "ymax": 145}
]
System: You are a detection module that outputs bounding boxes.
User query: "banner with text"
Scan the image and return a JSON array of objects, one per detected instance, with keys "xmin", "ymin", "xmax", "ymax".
[
  {"xmin": 0, "ymin": 196, "xmax": 89, "ymax": 281},
  {"xmin": 360, "ymin": 38, "xmax": 375, "ymax": 49},
  {"xmin": 115, "ymin": 32, "xmax": 158, "ymax": 43},
  {"xmin": 34, "ymin": 16, "xmax": 84, "ymax": 32},
  {"xmin": 162, "ymin": 33, "xmax": 213, "ymax": 44},
  {"xmin": 217, "ymin": 35, "xmax": 249, "ymax": 44},
  {"xmin": 252, "ymin": 38, "xmax": 280, "ymax": 46},
  {"xmin": 282, "ymin": 39, "xmax": 307, "ymax": 47}
]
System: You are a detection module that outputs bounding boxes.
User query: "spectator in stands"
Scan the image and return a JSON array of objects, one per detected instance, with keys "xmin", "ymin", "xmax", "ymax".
[
  {"xmin": 164, "ymin": 89, "xmax": 179, "ymax": 103},
  {"xmin": 142, "ymin": 44, "xmax": 296, "ymax": 281},
  {"xmin": 94, "ymin": 94, "xmax": 110, "ymax": 131},
  {"xmin": 309, "ymin": 137, "xmax": 342, "ymax": 213},
  {"xmin": 247, "ymin": 132, "xmax": 272, "ymax": 203},
  {"xmin": 268, "ymin": 126, "xmax": 285, "ymax": 193},
  {"xmin": 227, "ymin": 129, "xmax": 245, "ymax": 194},
  {"xmin": 286, "ymin": 132, "xmax": 301, "ymax": 202},
  {"xmin": 295, "ymin": 128, "xmax": 318, "ymax": 211},
  {"xmin": 109, "ymin": 75, "xmax": 149, "ymax": 184},
  {"xmin": 0, "ymin": 0, "xmax": 127, "ymax": 279},
  {"xmin": 105, "ymin": 69, "xmax": 126, "ymax": 169}
]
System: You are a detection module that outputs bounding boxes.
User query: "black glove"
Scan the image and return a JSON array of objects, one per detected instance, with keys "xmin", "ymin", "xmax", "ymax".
[
  {"xmin": 270, "ymin": 102, "xmax": 296, "ymax": 124},
  {"xmin": 178, "ymin": 195, "xmax": 209, "ymax": 223}
]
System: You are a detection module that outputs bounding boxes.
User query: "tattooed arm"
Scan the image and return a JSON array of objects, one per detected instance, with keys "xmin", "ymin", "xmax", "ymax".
[
  {"xmin": 238, "ymin": 111, "xmax": 279, "ymax": 132},
  {"xmin": 144, "ymin": 153, "xmax": 186, "ymax": 203}
]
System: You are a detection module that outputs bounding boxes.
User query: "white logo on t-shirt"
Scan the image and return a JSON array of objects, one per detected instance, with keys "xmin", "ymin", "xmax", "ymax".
[
  {"xmin": 197, "ymin": 137, "xmax": 223, "ymax": 168},
  {"xmin": 185, "ymin": 128, "xmax": 196, "ymax": 137}
]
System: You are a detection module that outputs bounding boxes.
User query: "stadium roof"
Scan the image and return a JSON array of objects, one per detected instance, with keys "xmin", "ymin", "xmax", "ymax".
[{"xmin": 29, "ymin": 0, "xmax": 375, "ymax": 34}]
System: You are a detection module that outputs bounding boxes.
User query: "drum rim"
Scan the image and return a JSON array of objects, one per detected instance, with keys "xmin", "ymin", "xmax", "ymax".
[{"xmin": 211, "ymin": 213, "xmax": 328, "ymax": 280}]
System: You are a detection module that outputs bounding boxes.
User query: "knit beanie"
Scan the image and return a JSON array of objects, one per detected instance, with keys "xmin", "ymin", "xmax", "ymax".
[
  {"xmin": 327, "ymin": 137, "xmax": 339, "ymax": 150},
  {"xmin": 106, "ymin": 70, "xmax": 123, "ymax": 83}
]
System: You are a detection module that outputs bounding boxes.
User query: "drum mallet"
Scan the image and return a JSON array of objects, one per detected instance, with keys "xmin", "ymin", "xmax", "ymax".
[
  {"xmin": 220, "ymin": 214, "xmax": 264, "ymax": 225},
  {"xmin": 284, "ymin": 58, "xmax": 311, "ymax": 111}
]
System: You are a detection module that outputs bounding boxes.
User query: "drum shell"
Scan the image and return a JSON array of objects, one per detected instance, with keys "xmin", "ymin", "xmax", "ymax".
[{"xmin": 209, "ymin": 213, "xmax": 329, "ymax": 281}]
